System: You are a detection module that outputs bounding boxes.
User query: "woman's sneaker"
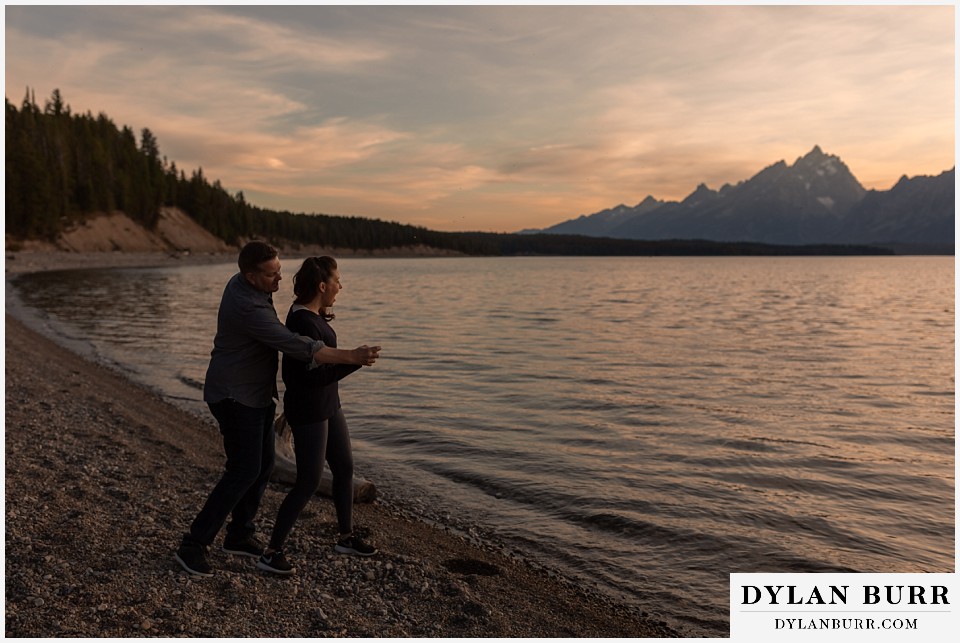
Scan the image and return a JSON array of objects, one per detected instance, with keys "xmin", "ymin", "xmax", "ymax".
[
  {"xmin": 256, "ymin": 550, "xmax": 295, "ymax": 575},
  {"xmin": 335, "ymin": 534, "xmax": 377, "ymax": 556}
]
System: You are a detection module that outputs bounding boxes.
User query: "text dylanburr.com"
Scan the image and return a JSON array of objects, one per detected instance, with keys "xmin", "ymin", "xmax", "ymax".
[{"xmin": 730, "ymin": 573, "xmax": 956, "ymax": 641}]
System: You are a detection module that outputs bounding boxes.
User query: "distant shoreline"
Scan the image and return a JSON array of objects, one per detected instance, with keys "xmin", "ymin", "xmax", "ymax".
[
  {"xmin": 3, "ymin": 247, "xmax": 466, "ymax": 278},
  {"xmin": 4, "ymin": 249, "xmax": 232, "ymax": 276},
  {"xmin": 5, "ymin": 240, "xmax": 942, "ymax": 281}
]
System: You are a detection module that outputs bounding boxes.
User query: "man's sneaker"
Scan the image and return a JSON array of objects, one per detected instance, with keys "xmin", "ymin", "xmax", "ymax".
[
  {"xmin": 256, "ymin": 550, "xmax": 295, "ymax": 575},
  {"xmin": 175, "ymin": 543, "xmax": 213, "ymax": 577},
  {"xmin": 334, "ymin": 534, "xmax": 377, "ymax": 556},
  {"xmin": 222, "ymin": 535, "xmax": 264, "ymax": 558}
]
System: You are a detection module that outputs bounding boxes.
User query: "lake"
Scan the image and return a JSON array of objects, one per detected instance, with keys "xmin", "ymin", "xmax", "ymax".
[{"xmin": 8, "ymin": 256, "xmax": 955, "ymax": 636}]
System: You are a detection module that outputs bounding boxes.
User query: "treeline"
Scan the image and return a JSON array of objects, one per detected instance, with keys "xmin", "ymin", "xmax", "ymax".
[
  {"xmin": 491, "ymin": 234, "xmax": 893, "ymax": 256},
  {"xmin": 5, "ymin": 88, "xmax": 447, "ymax": 250},
  {"xmin": 6, "ymin": 89, "xmax": 891, "ymax": 257}
]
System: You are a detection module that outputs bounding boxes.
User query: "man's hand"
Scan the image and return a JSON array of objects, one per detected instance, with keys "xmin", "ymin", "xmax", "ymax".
[{"xmin": 352, "ymin": 345, "xmax": 381, "ymax": 366}]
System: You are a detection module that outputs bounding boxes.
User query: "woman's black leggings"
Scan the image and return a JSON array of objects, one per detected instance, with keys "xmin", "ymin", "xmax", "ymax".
[{"xmin": 268, "ymin": 409, "xmax": 354, "ymax": 551}]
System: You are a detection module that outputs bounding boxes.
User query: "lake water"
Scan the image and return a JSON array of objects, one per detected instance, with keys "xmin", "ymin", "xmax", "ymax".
[{"xmin": 8, "ymin": 256, "xmax": 955, "ymax": 636}]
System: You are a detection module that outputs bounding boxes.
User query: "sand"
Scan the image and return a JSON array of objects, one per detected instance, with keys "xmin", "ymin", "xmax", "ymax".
[{"xmin": 4, "ymin": 250, "xmax": 680, "ymax": 638}]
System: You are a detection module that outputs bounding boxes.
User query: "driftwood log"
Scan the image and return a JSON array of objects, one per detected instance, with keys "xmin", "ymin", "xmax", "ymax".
[{"xmin": 271, "ymin": 413, "xmax": 377, "ymax": 503}]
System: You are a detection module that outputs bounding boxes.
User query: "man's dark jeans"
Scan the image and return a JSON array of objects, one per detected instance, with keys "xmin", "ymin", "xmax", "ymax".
[{"xmin": 183, "ymin": 399, "xmax": 276, "ymax": 547}]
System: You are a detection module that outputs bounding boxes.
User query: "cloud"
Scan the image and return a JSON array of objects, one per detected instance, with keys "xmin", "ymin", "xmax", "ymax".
[
  {"xmin": 5, "ymin": 5, "xmax": 954, "ymax": 232},
  {"xmin": 160, "ymin": 116, "xmax": 414, "ymax": 194},
  {"xmin": 6, "ymin": 6, "xmax": 391, "ymax": 120}
]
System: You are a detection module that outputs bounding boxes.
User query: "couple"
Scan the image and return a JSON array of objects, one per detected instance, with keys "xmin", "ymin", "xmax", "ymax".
[{"xmin": 175, "ymin": 241, "xmax": 380, "ymax": 577}]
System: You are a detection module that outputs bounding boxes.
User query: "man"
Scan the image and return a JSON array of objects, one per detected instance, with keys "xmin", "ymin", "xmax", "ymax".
[{"xmin": 175, "ymin": 241, "xmax": 380, "ymax": 577}]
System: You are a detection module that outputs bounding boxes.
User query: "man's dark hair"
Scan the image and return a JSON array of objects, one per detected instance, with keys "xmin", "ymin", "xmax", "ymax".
[{"xmin": 238, "ymin": 241, "xmax": 279, "ymax": 274}]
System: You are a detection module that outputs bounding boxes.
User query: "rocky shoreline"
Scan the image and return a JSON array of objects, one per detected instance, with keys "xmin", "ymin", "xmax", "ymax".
[{"xmin": 4, "ymin": 251, "xmax": 682, "ymax": 638}]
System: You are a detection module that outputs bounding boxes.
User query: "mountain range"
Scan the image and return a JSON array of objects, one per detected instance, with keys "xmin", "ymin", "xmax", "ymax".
[{"xmin": 532, "ymin": 147, "xmax": 954, "ymax": 249}]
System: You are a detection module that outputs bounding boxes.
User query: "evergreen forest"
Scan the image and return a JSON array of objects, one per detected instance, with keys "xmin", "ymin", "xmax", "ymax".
[{"xmin": 6, "ymin": 89, "xmax": 891, "ymax": 257}]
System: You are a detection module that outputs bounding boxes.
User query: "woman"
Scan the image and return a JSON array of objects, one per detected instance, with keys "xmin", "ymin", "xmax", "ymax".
[{"xmin": 257, "ymin": 256, "xmax": 378, "ymax": 575}]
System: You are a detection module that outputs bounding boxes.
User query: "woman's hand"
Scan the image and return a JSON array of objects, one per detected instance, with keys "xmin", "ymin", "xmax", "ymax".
[{"xmin": 352, "ymin": 345, "xmax": 381, "ymax": 366}]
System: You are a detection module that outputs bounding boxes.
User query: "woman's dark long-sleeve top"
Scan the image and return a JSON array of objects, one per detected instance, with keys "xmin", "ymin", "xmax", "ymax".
[{"xmin": 281, "ymin": 305, "xmax": 361, "ymax": 425}]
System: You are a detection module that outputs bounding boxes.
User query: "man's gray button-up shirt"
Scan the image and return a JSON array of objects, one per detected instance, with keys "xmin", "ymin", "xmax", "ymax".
[{"xmin": 203, "ymin": 273, "xmax": 322, "ymax": 408}]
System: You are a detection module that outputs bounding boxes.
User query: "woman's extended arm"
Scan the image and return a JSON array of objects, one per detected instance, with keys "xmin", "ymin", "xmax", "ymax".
[{"xmin": 313, "ymin": 344, "xmax": 380, "ymax": 366}]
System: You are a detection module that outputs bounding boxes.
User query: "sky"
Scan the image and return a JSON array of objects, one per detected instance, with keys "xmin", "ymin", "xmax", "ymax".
[{"xmin": 4, "ymin": 4, "xmax": 956, "ymax": 233}]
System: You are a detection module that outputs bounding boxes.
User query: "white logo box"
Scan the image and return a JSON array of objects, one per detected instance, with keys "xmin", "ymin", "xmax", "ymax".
[{"xmin": 730, "ymin": 573, "xmax": 957, "ymax": 642}]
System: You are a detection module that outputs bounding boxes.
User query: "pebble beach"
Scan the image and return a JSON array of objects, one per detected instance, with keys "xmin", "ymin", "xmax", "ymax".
[{"xmin": 4, "ymin": 250, "xmax": 681, "ymax": 638}]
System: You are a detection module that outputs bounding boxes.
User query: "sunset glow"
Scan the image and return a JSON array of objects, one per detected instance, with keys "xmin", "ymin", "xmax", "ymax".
[{"xmin": 4, "ymin": 4, "xmax": 954, "ymax": 232}]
